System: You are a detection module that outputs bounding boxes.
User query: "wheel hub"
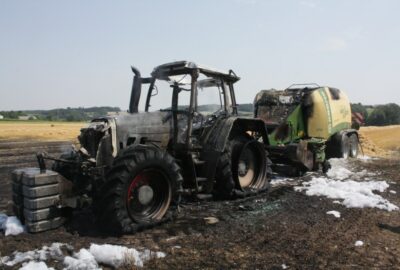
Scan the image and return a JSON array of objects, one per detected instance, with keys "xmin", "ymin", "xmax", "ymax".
[
  {"xmin": 126, "ymin": 169, "xmax": 172, "ymax": 222},
  {"xmin": 238, "ymin": 161, "xmax": 247, "ymax": 176},
  {"xmin": 137, "ymin": 185, "xmax": 154, "ymax": 205},
  {"xmin": 238, "ymin": 147, "xmax": 256, "ymax": 188}
]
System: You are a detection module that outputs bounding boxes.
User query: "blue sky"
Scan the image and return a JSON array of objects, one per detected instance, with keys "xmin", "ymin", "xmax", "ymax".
[{"xmin": 0, "ymin": 0, "xmax": 399, "ymax": 110}]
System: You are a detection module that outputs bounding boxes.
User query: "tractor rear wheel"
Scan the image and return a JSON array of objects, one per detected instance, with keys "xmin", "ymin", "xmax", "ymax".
[
  {"xmin": 95, "ymin": 145, "xmax": 182, "ymax": 234},
  {"xmin": 215, "ymin": 136, "xmax": 271, "ymax": 198}
]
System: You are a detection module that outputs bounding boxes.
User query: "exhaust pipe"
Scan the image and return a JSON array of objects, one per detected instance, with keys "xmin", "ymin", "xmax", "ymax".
[{"xmin": 129, "ymin": 66, "xmax": 141, "ymax": 113}]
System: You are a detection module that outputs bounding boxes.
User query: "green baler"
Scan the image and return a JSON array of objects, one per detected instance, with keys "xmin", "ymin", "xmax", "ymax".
[{"xmin": 254, "ymin": 84, "xmax": 359, "ymax": 174}]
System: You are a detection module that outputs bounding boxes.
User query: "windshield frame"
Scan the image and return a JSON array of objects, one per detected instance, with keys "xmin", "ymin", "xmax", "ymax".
[{"xmin": 144, "ymin": 72, "xmax": 236, "ymax": 115}]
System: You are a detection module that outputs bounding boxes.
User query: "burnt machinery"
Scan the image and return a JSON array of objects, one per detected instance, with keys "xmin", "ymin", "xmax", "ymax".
[
  {"xmin": 254, "ymin": 84, "xmax": 359, "ymax": 175},
  {"xmin": 12, "ymin": 61, "xmax": 271, "ymax": 233}
]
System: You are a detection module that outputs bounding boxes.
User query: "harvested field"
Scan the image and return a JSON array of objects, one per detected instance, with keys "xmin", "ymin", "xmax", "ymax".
[
  {"xmin": 0, "ymin": 121, "xmax": 399, "ymax": 157},
  {"xmin": 0, "ymin": 121, "xmax": 84, "ymax": 141},
  {"xmin": 359, "ymin": 125, "xmax": 400, "ymax": 157}
]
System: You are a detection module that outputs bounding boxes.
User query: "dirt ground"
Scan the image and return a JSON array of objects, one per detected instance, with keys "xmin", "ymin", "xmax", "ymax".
[
  {"xmin": 0, "ymin": 157, "xmax": 399, "ymax": 269},
  {"xmin": 0, "ymin": 125, "xmax": 399, "ymax": 269}
]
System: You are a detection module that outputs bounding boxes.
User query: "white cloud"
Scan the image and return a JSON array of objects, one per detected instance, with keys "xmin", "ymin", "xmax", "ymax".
[{"xmin": 321, "ymin": 37, "xmax": 348, "ymax": 51}]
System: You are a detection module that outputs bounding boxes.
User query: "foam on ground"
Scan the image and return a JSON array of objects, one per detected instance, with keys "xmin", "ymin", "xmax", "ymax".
[
  {"xmin": 0, "ymin": 213, "xmax": 25, "ymax": 236},
  {"xmin": 295, "ymin": 158, "xmax": 398, "ymax": 211},
  {"xmin": 296, "ymin": 177, "xmax": 398, "ymax": 211},
  {"xmin": 326, "ymin": 210, "xmax": 341, "ymax": 218},
  {"xmin": 326, "ymin": 158, "xmax": 376, "ymax": 180},
  {"xmin": 355, "ymin": 240, "xmax": 364, "ymax": 247},
  {"xmin": 1, "ymin": 243, "xmax": 65, "ymax": 267},
  {"xmin": 63, "ymin": 248, "xmax": 100, "ymax": 270},
  {"xmin": 1, "ymin": 243, "xmax": 165, "ymax": 269},
  {"xmin": 19, "ymin": 261, "xmax": 54, "ymax": 270},
  {"xmin": 270, "ymin": 176, "xmax": 297, "ymax": 187},
  {"xmin": 90, "ymin": 243, "xmax": 166, "ymax": 268}
]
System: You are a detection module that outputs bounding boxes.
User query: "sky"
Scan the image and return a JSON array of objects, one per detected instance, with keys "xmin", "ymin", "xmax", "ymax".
[{"xmin": 0, "ymin": 0, "xmax": 399, "ymax": 111}]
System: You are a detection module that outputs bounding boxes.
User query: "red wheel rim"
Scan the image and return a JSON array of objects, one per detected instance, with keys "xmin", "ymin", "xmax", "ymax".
[{"xmin": 126, "ymin": 169, "xmax": 171, "ymax": 222}]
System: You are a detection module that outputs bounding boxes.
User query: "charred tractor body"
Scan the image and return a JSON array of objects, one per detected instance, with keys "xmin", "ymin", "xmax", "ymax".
[
  {"xmin": 254, "ymin": 84, "xmax": 359, "ymax": 175},
  {"xmin": 12, "ymin": 61, "xmax": 271, "ymax": 233}
]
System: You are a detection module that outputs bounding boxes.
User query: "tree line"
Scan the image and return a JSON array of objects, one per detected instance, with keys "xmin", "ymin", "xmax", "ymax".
[
  {"xmin": 0, "ymin": 107, "xmax": 120, "ymax": 122},
  {"xmin": 1, "ymin": 103, "xmax": 399, "ymax": 126},
  {"xmin": 351, "ymin": 103, "xmax": 400, "ymax": 126}
]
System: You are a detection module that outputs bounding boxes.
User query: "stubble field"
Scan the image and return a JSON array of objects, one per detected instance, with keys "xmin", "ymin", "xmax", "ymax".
[{"xmin": 0, "ymin": 121, "xmax": 84, "ymax": 141}]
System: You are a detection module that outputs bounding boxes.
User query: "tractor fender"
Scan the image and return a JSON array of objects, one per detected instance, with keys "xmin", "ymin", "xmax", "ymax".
[{"xmin": 203, "ymin": 117, "xmax": 269, "ymax": 153}]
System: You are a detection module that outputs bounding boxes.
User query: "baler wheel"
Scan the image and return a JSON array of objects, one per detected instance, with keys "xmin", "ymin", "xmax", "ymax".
[
  {"xmin": 349, "ymin": 134, "xmax": 359, "ymax": 158},
  {"xmin": 339, "ymin": 133, "xmax": 350, "ymax": 159}
]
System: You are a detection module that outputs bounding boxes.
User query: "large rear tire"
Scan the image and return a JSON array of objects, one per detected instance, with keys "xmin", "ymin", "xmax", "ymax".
[
  {"xmin": 215, "ymin": 136, "xmax": 271, "ymax": 198},
  {"xmin": 94, "ymin": 145, "xmax": 183, "ymax": 234}
]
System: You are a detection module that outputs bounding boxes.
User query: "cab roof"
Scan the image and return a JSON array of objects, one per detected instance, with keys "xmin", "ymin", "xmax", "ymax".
[{"xmin": 151, "ymin": 61, "xmax": 240, "ymax": 82}]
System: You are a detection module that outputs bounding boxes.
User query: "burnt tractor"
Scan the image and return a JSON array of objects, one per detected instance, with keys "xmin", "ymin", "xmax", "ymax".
[
  {"xmin": 254, "ymin": 84, "xmax": 359, "ymax": 175},
  {"xmin": 12, "ymin": 61, "xmax": 271, "ymax": 233}
]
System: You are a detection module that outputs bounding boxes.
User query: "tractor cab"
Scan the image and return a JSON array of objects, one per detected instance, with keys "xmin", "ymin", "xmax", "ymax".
[{"xmin": 129, "ymin": 61, "xmax": 241, "ymax": 149}]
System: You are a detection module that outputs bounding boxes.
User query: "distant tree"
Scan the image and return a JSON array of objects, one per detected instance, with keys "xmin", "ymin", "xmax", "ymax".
[
  {"xmin": 382, "ymin": 103, "xmax": 400, "ymax": 124},
  {"xmin": 0, "ymin": 110, "xmax": 24, "ymax": 119},
  {"xmin": 350, "ymin": 103, "xmax": 368, "ymax": 118},
  {"xmin": 238, "ymin": 103, "xmax": 254, "ymax": 112},
  {"xmin": 366, "ymin": 107, "xmax": 386, "ymax": 126},
  {"xmin": 366, "ymin": 103, "xmax": 400, "ymax": 126}
]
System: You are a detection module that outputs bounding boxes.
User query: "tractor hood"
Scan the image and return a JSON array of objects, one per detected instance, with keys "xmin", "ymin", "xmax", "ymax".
[
  {"xmin": 80, "ymin": 111, "xmax": 173, "ymax": 162},
  {"xmin": 108, "ymin": 111, "xmax": 172, "ymax": 150}
]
